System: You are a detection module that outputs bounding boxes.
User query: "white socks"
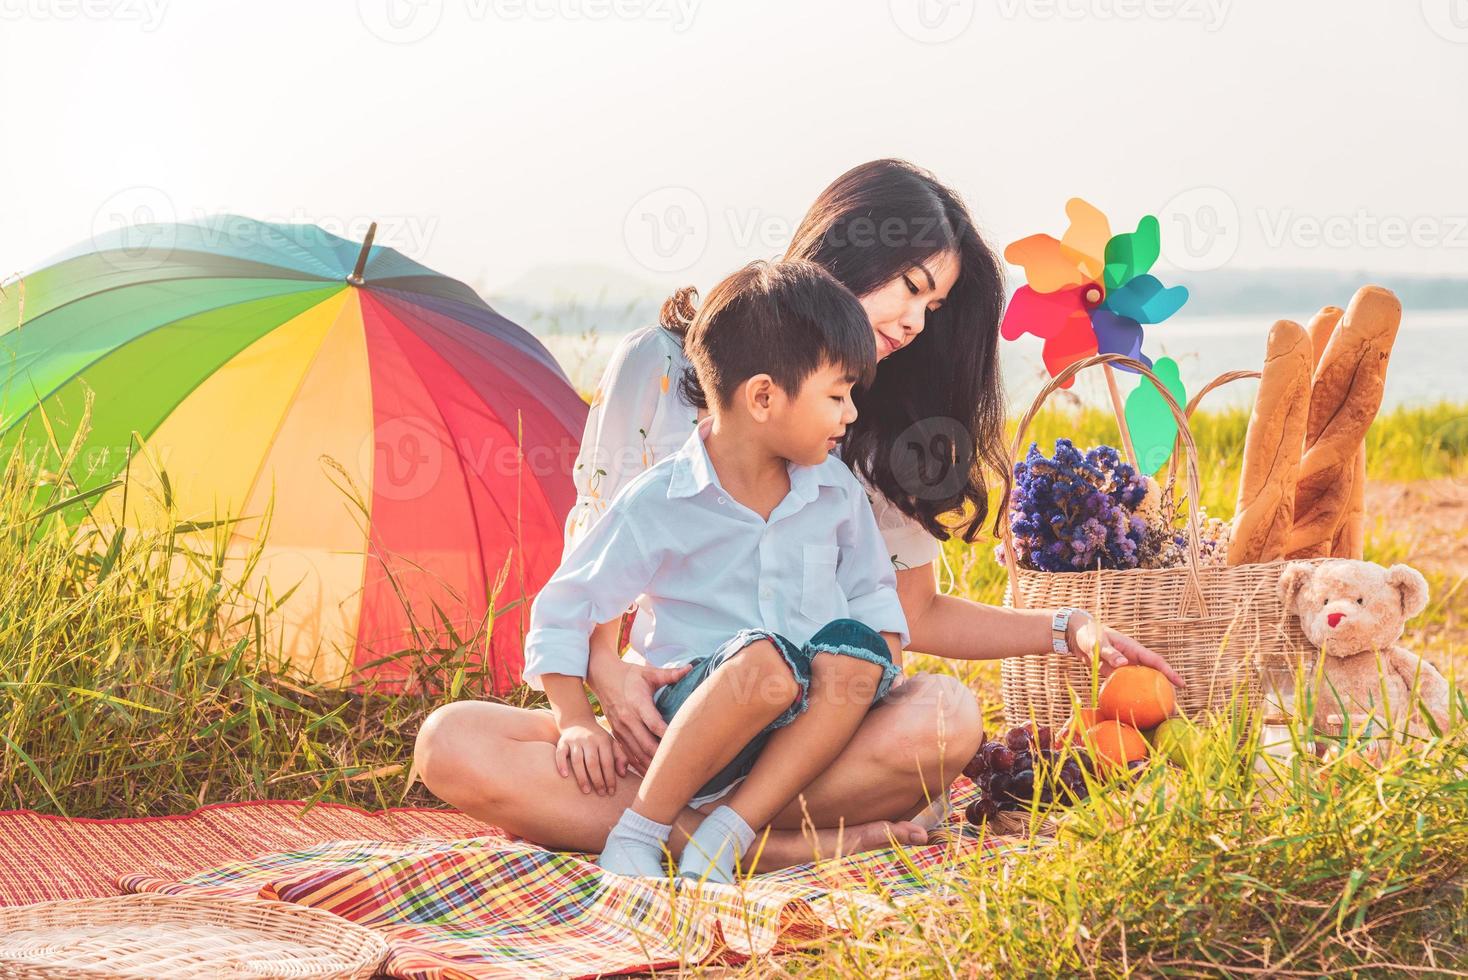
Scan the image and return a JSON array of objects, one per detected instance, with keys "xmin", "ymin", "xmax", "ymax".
[
  {"xmin": 597, "ymin": 809, "xmax": 671, "ymax": 878},
  {"xmin": 599, "ymin": 805, "xmax": 757, "ymax": 884},
  {"xmin": 676, "ymin": 806, "xmax": 755, "ymax": 884}
]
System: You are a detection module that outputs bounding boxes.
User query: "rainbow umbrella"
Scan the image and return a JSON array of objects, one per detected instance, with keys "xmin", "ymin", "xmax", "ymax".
[{"xmin": 0, "ymin": 216, "xmax": 587, "ymax": 693}]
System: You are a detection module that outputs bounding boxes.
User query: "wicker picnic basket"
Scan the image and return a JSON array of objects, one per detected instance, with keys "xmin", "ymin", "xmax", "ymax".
[
  {"xmin": 0, "ymin": 893, "xmax": 389, "ymax": 979},
  {"xmin": 1000, "ymin": 354, "xmax": 1319, "ymax": 728}
]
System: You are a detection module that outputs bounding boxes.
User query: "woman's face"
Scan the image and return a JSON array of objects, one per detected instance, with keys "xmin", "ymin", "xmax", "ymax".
[{"xmin": 858, "ymin": 249, "xmax": 960, "ymax": 361}]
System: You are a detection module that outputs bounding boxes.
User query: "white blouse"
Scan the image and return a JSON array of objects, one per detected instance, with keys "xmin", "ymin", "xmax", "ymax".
[
  {"xmin": 564, "ymin": 325, "xmax": 943, "ymax": 574},
  {"xmin": 564, "ymin": 326, "xmax": 700, "ymax": 548}
]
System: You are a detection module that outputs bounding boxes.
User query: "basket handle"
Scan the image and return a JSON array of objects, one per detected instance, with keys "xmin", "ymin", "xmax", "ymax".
[
  {"xmin": 1001, "ymin": 353, "xmax": 1208, "ymax": 617},
  {"xmin": 1162, "ymin": 369, "xmax": 1261, "ymax": 490}
]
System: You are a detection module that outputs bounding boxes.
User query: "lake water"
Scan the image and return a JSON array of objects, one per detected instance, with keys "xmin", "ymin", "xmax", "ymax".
[{"xmin": 534, "ymin": 308, "xmax": 1468, "ymax": 412}]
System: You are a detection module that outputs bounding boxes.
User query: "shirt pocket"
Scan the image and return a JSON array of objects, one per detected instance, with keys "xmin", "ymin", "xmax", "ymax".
[{"xmin": 799, "ymin": 544, "xmax": 844, "ymax": 624}]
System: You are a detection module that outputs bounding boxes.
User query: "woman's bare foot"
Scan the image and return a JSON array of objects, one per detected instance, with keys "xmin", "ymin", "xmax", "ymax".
[{"xmin": 749, "ymin": 819, "xmax": 929, "ymax": 872}]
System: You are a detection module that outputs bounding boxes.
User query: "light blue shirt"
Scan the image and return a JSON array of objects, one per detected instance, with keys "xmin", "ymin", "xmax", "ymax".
[{"xmin": 524, "ymin": 416, "xmax": 910, "ymax": 686}]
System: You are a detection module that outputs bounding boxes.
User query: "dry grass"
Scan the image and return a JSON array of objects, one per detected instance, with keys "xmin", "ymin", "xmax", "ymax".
[{"xmin": 2, "ymin": 400, "xmax": 1466, "ymax": 976}]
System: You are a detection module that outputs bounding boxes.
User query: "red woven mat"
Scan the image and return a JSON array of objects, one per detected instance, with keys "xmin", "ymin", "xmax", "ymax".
[{"xmin": 0, "ymin": 801, "xmax": 493, "ymax": 906}]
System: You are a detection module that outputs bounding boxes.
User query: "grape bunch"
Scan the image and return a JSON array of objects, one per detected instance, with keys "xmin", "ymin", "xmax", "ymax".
[{"xmin": 963, "ymin": 723, "xmax": 1091, "ymax": 825}]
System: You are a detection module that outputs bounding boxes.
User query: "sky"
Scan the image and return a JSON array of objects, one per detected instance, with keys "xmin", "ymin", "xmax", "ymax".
[{"xmin": 2, "ymin": 0, "xmax": 1467, "ymax": 300}]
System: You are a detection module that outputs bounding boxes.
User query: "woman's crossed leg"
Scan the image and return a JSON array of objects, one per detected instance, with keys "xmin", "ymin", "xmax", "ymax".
[{"xmin": 413, "ymin": 661, "xmax": 983, "ymax": 871}]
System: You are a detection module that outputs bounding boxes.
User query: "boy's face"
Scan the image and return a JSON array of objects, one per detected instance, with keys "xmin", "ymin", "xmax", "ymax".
[{"xmin": 763, "ymin": 361, "xmax": 860, "ymax": 466}]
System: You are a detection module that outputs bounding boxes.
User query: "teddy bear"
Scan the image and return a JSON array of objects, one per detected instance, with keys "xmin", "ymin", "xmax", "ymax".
[{"xmin": 1279, "ymin": 559, "xmax": 1454, "ymax": 739}]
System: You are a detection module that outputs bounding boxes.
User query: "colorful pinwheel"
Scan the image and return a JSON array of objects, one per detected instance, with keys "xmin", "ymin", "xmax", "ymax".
[{"xmin": 1000, "ymin": 198, "xmax": 1189, "ymax": 386}]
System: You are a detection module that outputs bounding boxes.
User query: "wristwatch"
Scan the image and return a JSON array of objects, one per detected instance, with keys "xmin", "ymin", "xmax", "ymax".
[{"xmin": 1051, "ymin": 607, "xmax": 1080, "ymax": 655}]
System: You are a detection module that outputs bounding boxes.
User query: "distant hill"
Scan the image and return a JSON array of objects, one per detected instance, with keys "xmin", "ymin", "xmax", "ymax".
[
  {"xmin": 484, "ymin": 264, "xmax": 662, "ymax": 336},
  {"xmin": 488, "ymin": 293, "xmax": 660, "ymax": 337},
  {"xmin": 483, "ymin": 263, "xmax": 1468, "ymax": 335},
  {"xmin": 1167, "ymin": 268, "xmax": 1468, "ymax": 318}
]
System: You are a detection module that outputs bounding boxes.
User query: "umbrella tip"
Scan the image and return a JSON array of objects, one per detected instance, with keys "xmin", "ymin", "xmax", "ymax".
[{"xmin": 347, "ymin": 221, "xmax": 378, "ymax": 285}]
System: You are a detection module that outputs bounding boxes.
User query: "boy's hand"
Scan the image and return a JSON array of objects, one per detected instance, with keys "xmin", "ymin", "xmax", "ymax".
[
  {"xmin": 589, "ymin": 656, "xmax": 691, "ymax": 774},
  {"xmin": 555, "ymin": 721, "xmax": 627, "ymax": 796}
]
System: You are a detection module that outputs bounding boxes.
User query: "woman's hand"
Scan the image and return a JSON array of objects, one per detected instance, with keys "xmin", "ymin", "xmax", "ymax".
[
  {"xmin": 587, "ymin": 654, "xmax": 691, "ymax": 775},
  {"xmin": 1068, "ymin": 611, "xmax": 1186, "ymax": 689},
  {"xmin": 554, "ymin": 720, "xmax": 627, "ymax": 796}
]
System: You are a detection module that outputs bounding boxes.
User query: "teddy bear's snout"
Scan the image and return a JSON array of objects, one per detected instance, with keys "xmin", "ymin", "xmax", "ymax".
[{"xmin": 1327, "ymin": 611, "xmax": 1346, "ymax": 628}]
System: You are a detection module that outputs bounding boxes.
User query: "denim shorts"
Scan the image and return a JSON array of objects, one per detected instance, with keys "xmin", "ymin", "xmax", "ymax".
[{"xmin": 653, "ymin": 618, "xmax": 900, "ymax": 806}]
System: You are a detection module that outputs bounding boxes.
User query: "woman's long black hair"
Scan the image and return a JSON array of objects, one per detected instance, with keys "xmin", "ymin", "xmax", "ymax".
[{"xmin": 662, "ymin": 159, "xmax": 1009, "ymax": 544}]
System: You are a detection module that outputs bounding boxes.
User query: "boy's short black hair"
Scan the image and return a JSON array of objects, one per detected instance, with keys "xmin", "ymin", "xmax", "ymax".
[{"xmin": 678, "ymin": 259, "xmax": 876, "ymax": 411}]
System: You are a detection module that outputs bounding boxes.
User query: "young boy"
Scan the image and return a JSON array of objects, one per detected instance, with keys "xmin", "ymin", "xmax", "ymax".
[{"xmin": 523, "ymin": 259, "xmax": 908, "ymax": 883}]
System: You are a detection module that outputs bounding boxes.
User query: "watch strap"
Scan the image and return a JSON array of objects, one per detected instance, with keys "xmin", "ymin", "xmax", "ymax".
[{"xmin": 1051, "ymin": 607, "xmax": 1075, "ymax": 655}]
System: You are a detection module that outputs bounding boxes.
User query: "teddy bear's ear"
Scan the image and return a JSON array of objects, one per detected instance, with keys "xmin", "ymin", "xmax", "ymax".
[
  {"xmin": 1386, "ymin": 564, "xmax": 1429, "ymax": 619},
  {"xmin": 1278, "ymin": 562, "xmax": 1314, "ymax": 612}
]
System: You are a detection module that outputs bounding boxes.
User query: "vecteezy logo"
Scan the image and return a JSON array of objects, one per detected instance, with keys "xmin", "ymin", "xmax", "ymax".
[
  {"xmin": 1422, "ymin": 0, "xmax": 1468, "ymax": 41},
  {"xmin": 890, "ymin": 416, "xmax": 973, "ymax": 501},
  {"xmin": 357, "ymin": 0, "xmax": 444, "ymax": 43},
  {"xmin": 1157, "ymin": 186, "xmax": 1240, "ymax": 272},
  {"xmin": 366, "ymin": 416, "xmax": 444, "ymax": 501},
  {"xmin": 90, "ymin": 185, "xmax": 178, "ymax": 270},
  {"xmin": 889, "ymin": 0, "xmax": 974, "ymax": 42},
  {"xmin": 622, "ymin": 187, "xmax": 709, "ymax": 274}
]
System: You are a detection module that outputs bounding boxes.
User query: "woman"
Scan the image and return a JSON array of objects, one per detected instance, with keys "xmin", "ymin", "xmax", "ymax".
[{"xmin": 415, "ymin": 160, "xmax": 1180, "ymax": 867}]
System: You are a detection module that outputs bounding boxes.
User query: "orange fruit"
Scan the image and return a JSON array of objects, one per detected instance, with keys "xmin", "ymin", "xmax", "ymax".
[
  {"xmin": 1086, "ymin": 719, "xmax": 1150, "ymax": 770},
  {"xmin": 1057, "ymin": 707, "xmax": 1100, "ymax": 749},
  {"xmin": 1098, "ymin": 665, "xmax": 1176, "ymax": 730}
]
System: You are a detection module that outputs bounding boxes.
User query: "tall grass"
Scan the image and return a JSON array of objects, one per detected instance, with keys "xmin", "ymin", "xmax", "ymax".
[
  {"xmin": 0, "ymin": 404, "xmax": 530, "ymax": 817},
  {"xmin": 0, "ymin": 396, "xmax": 1462, "ymax": 974},
  {"xmin": 833, "ymin": 402, "xmax": 1468, "ymax": 976},
  {"xmin": 3, "ymin": 402, "xmax": 1463, "ymax": 817},
  {"xmin": 2, "ymin": 400, "xmax": 1466, "ymax": 975},
  {"xmin": 768, "ymin": 703, "xmax": 1468, "ymax": 976}
]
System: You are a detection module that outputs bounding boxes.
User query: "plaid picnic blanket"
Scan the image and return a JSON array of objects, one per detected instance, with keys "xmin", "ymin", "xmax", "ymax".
[
  {"xmin": 118, "ymin": 783, "xmax": 1034, "ymax": 979},
  {"xmin": 0, "ymin": 800, "xmax": 489, "ymax": 905}
]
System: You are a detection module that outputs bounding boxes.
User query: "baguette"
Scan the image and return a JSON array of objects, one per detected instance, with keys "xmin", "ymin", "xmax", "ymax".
[
  {"xmin": 1331, "ymin": 447, "xmax": 1366, "ymax": 558},
  {"xmin": 1286, "ymin": 286, "xmax": 1401, "ymax": 558},
  {"xmin": 1228, "ymin": 319, "xmax": 1313, "ymax": 565},
  {"xmin": 1310, "ymin": 306, "xmax": 1359, "ymax": 557},
  {"xmin": 1306, "ymin": 306, "xmax": 1343, "ymax": 369}
]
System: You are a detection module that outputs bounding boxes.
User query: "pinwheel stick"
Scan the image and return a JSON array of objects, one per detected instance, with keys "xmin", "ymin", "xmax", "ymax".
[{"xmin": 1103, "ymin": 363, "xmax": 1140, "ymax": 469}]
